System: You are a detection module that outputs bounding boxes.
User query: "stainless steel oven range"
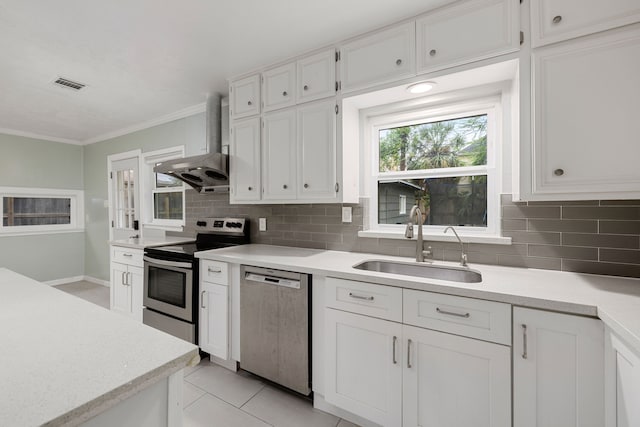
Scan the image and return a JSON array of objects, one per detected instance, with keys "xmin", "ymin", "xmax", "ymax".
[{"xmin": 142, "ymin": 217, "xmax": 249, "ymax": 344}]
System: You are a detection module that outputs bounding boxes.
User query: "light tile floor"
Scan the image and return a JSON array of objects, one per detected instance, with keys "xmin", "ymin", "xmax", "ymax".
[{"xmin": 58, "ymin": 280, "xmax": 361, "ymax": 427}]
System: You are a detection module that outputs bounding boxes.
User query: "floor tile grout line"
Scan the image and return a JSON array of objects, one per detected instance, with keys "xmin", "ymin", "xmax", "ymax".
[
  {"xmin": 205, "ymin": 390, "xmax": 274, "ymax": 426},
  {"xmin": 239, "ymin": 383, "xmax": 267, "ymax": 409}
]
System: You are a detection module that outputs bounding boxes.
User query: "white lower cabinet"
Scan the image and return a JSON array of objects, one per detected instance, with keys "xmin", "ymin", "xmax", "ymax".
[
  {"xmin": 513, "ymin": 307, "xmax": 604, "ymax": 427},
  {"xmin": 110, "ymin": 246, "xmax": 143, "ymax": 322},
  {"xmin": 605, "ymin": 329, "xmax": 640, "ymax": 427},
  {"xmin": 199, "ymin": 282, "xmax": 229, "ymax": 360},
  {"xmin": 325, "ymin": 306, "xmax": 511, "ymax": 427}
]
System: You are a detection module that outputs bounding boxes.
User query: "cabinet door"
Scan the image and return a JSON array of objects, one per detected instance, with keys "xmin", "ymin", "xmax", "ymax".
[
  {"xmin": 297, "ymin": 100, "xmax": 337, "ymax": 200},
  {"xmin": 531, "ymin": 27, "xmax": 640, "ymax": 198},
  {"xmin": 199, "ymin": 282, "xmax": 229, "ymax": 360},
  {"xmin": 262, "ymin": 63, "xmax": 296, "ymax": 112},
  {"xmin": 340, "ymin": 22, "xmax": 416, "ymax": 93},
  {"xmin": 513, "ymin": 307, "xmax": 604, "ymax": 427},
  {"xmin": 324, "ymin": 309, "xmax": 403, "ymax": 427},
  {"xmin": 417, "ymin": 0, "xmax": 518, "ymax": 74},
  {"xmin": 297, "ymin": 49, "xmax": 336, "ymax": 103},
  {"xmin": 230, "ymin": 117, "xmax": 261, "ymax": 202},
  {"xmin": 403, "ymin": 324, "xmax": 511, "ymax": 427},
  {"xmin": 531, "ymin": 0, "xmax": 640, "ymax": 47},
  {"xmin": 230, "ymin": 74, "xmax": 260, "ymax": 119},
  {"xmin": 606, "ymin": 331, "xmax": 640, "ymax": 427},
  {"xmin": 262, "ymin": 109, "xmax": 297, "ymax": 200},
  {"xmin": 129, "ymin": 265, "xmax": 144, "ymax": 322},
  {"xmin": 110, "ymin": 262, "xmax": 132, "ymax": 317}
]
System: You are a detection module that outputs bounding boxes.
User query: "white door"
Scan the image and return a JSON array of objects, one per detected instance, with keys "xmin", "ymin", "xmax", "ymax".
[
  {"xmin": 339, "ymin": 21, "xmax": 416, "ymax": 93},
  {"xmin": 531, "ymin": 26, "xmax": 640, "ymax": 199},
  {"xmin": 262, "ymin": 109, "xmax": 297, "ymax": 200},
  {"xmin": 230, "ymin": 117, "xmax": 261, "ymax": 202},
  {"xmin": 199, "ymin": 282, "xmax": 229, "ymax": 360},
  {"xmin": 297, "ymin": 100, "xmax": 337, "ymax": 200},
  {"xmin": 129, "ymin": 265, "xmax": 144, "ymax": 322},
  {"xmin": 230, "ymin": 74, "xmax": 260, "ymax": 119},
  {"xmin": 416, "ymin": 0, "xmax": 519, "ymax": 74},
  {"xmin": 513, "ymin": 307, "xmax": 604, "ymax": 427},
  {"xmin": 324, "ymin": 309, "xmax": 402, "ymax": 427},
  {"xmin": 262, "ymin": 62, "xmax": 296, "ymax": 112},
  {"xmin": 110, "ymin": 262, "xmax": 132, "ymax": 317},
  {"xmin": 297, "ymin": 49, "xmax": 336, "ymax": 103},
  {"xmin": 403, "ymin": 324, "xmax": 511, "ymax": 427},
  {"xmin": 109, "ymin": 156, "xmax": 140, "ymax": 241}
]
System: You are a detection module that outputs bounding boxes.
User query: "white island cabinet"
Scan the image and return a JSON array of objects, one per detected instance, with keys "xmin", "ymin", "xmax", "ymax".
[
  {"xmin": 0, "ymin": 268, "xmax": 198, "ymax": 426},
  {"xmin": 605, "ymin": 328, "xmax": 640, "ymax": 427}
]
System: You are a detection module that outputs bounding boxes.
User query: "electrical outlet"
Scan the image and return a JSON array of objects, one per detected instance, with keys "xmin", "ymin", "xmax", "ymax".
[
  {"xmin": 259, "ymin": 218, "xmax": 267, "ymax": 231},
  {"xmin": 342, "ymin": 207, "xmax": 352, "ymax": 223}
]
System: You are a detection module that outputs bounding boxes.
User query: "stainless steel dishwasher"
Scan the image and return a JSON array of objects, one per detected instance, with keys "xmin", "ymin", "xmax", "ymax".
[{"xmin": 240, "ymin": 265, "xmax": 311, "ymax": 395}]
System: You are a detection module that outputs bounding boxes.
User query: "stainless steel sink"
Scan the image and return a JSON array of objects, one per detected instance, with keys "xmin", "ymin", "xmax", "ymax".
[{"xmin": 353, "ymin": 260, "xmax": 482, "ymax": 283}]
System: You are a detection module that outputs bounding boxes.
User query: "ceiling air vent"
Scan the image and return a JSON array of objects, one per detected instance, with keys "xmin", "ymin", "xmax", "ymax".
[{"xmin": 53, "ymin": 77, "xmax": 86, "ymax": 91}]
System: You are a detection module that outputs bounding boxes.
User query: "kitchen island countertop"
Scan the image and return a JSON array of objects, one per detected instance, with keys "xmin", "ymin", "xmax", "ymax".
[{"xmin": 0, "ymin": 268, "xmax": 198, "ymax": 426}]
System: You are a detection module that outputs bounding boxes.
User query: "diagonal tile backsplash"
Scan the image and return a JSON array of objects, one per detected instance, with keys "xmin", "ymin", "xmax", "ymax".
[{"xmin": 171, "ymin": 191, "xmax": 640, "ymax": 278}]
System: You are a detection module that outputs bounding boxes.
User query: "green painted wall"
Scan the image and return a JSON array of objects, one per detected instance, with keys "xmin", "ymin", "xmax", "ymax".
[
  {"xmin": 83, "ymin": 113, "xmax": 206, "ymax": 281},
  {"xmin": 0, "ymin": 133, "xmax": 85, "ymax": 281}
]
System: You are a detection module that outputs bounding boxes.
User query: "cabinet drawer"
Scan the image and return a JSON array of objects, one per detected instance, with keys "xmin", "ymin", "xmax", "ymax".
[
  {"xmin": 325, "ymin": 277, "xmax": 402, "ymax": 322},
  {"xmin": 112, "ymin": 247, "xmax": 143, "ymax": 267},
  {"xmin": 403, "ymin": 289, "xmax": 511, "ymax": 344},
  {"xmin": 201, "ymin": 260, "xmax": 229, "ymax": 285}
]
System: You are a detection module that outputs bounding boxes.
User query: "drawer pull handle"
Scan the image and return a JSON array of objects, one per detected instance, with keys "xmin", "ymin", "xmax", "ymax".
[
  {"xmin": 208, "ymin": 267, "xmax": 222, "ymax": 274},
  {"xmin": 436, "ymin": 307, "xmax": 470, "ymax": 318},
  {"xmin": 201, "ymin": 290, "xmax": 206, "ymax": 309},
  {"xmin": 522, "ymin": 324, "xmax": 528, "ymax": 359},
  {"xmin": 123, "ymin": 253, "xmax": 133, "ymax": 257},
  {"xmin": 407, "ymin": 339, "xmax": 413, "ymax": 368},
  {"xmin": 392, "ymin": 336, "xmax": 398, "ymax": 364},
  {"xmin": 348, "ymin": 292, "xmax": 374, "ymax": 301}
]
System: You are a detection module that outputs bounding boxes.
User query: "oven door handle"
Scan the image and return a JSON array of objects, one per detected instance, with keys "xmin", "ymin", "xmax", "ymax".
[{"xmin": 143, "ymin": 256, "xmax": 192, "ymax": 269}]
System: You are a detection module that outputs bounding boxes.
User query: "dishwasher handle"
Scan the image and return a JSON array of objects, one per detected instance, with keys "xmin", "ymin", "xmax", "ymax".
[{"xmin": 244, "ymin": 272, "xmax": 301, "ymax": 289}]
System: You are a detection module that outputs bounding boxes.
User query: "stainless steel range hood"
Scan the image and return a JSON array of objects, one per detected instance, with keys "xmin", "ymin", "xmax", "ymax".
[{"xmin": 154, "ymin": 94, "xmax": 229, "ymax": 193}]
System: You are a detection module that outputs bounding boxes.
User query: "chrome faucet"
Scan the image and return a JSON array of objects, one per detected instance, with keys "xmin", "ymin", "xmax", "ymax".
[
  {"xmin": 405, "ymin": 205, "xmax": 432, "ymax": 263},
  {"xmin": 444, "ymin": 226, "xmax": 468, "ymax": 267}
]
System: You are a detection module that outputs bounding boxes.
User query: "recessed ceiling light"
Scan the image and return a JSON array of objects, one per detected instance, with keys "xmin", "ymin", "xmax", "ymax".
[{"xmin": 406, "ymin": 81, "xmax": 436, "ymax": 94}]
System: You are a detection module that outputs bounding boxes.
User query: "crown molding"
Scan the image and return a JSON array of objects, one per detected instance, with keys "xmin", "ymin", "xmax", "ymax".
[
  {"xmin": 0, "ymin": 127, "xmax": 82, "ymax": 145},
  {"xmin": 82, "ymin": 102, "xmax": 207, "ymax": 145}
]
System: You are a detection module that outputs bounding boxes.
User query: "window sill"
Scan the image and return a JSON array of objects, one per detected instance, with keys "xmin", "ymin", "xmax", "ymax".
[
  {"xmin": 143, "ymin": 223, "xmax": 184, "ymax": 233},
  {"xmin": 358, "ymin": 229, "xmax": 512, "ymax": 245},
  {"xmin": 0, "ymin": 228, "xmax": 85, "ymax": 237}
]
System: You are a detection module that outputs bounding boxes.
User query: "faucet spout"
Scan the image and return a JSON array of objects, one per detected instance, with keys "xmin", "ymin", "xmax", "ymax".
[{"xmin": 444, "ymin": 226, "xmax": 467, "ymax": 267}]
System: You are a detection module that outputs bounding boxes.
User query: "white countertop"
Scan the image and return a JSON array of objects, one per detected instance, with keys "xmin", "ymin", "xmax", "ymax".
[
  {"xmin": 109, "ymin": 235, "xmax": 195, "ymax": 249},
  {"xmin": 196, "ymin": 244, "xmax": 640, "ymax": 354},
  {"xmin": 0, "ymin": 268, "xmax": 199, "ymax": 426}
]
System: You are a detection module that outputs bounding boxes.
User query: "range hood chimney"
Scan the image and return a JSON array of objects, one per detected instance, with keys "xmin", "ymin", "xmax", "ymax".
[{"xmin": 153, "ymin": 93, "xmax": 229, "ymax": 193}]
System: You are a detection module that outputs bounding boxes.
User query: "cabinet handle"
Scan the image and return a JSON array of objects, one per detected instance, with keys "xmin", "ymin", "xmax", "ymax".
[
  {"xmin": 348, "ymin": 292, "xmax": 374, "ymax": 301},
  {"xmin": 429, "ymin": 49, "xmax": 437, "ymax": 57},
  {"xmin": 283, "ymin": 184, "xmax": 288, "ymax": 189},
  {"xmin": 522, "ymin": 324, "xmax": 528, "ymax": 359},
  {"xmin": 392, "ymin": 336, "xmax": 398, "ymax": 364},
  {"xmin": 247, "ymin": 100, "xmax": 253, "ymax": 106},
  {"xmin": 248, "ymin": 186, "xmax": 253, "ymax": 191},
  {"xmin": 201, "ymin": 290, "xmax": 206, "ymax": 309},
  {"xmin": 395, "ymin": 58, "xmax": 402, "ymax": 66},
  {"xmin": 407, "ymin": 339, "xmax": 413, "ymax": 368},
  {"xmin": 123, "ymin": 253, "xmax": 133, "ymax": 257},
  {"xmin": 303, "ymin": 85, "xmax": 309, "ymax": 91},
  {"xmin": 436, "ymin": 307, "xmax": 470, "ymax": 318},
  {"xmin": 304, "ymin": 183, "xmax": 309, "ymax": 189},
  {"xmin": 282, "ymin": 91, "xmax": 288, "ymax": 96},
  {"xmin": 121, "ymin": 271, "xmax": 126, "ymax": 286},
  {"xmin": 554, "ymin": 168, "xmax": 564, "ymax": 176},
  {"xmin": 208, "ymin": 267, "xmax": 222, "ymax": 274},
  {"xmin": 552, "ymin": 15, "xmax": 562, "ymax": 24}
]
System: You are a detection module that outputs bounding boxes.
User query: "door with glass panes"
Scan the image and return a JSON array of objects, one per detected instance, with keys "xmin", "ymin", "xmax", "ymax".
[{"xmin": 109, "ymin": 156, "xmax": 140, "ymax": 240}]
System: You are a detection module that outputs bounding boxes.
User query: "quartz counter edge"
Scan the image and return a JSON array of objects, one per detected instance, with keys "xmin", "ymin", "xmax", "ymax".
[{"xmin": 110, "ymin": 236, "xmax": 195, "ymax": 249}]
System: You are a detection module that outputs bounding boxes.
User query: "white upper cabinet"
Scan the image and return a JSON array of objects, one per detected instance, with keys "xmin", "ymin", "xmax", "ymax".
[
  {"xmin": 297, "ymin": 100, "xmax": 337, "ymax": 200},
  {"xmin": 297, "ymin": 49, "xmax": 336, "ymax": 104},
  {"xmin": 262, "ymin": 109, "xmax": 297, "ymax": 200},
  {"xmin": 230, "ymin": 74, "xmax": 260, "ymax": 119},
  {"xmin": 262, "ymin": 63, "xmax": 296, "ymax": 112},
  {"xmin": 513, "ymin": 307, "xmax": 604, "ymax": 427},
  {"xmin": 230, "ymin": 117, "xmax": 261, "ymax": 202},
  {"xmin": 417, "ymin": 0, "xmax": 519, "ymax": 74},
  {"xmin": 530, "ymin": 26, "xmax": 640, "ymax": 199},
  {"xmin": 339, "ymin": 21, "xmax": 416, "ymax": 94},
  {"xmin": 531, "ymin": 0, "xmax": 640, "ymax": 47}
]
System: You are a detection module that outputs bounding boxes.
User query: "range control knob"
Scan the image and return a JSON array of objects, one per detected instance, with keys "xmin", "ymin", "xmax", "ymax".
[{"xmin": 196, "ymin": 221, "xmax": 207, "ymax": 227}]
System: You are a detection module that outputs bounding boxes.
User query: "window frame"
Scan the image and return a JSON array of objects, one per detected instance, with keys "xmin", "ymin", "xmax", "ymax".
[
  {"xmin": 368, "ymin": 98, "xmax": 501, "ymax": 237},
  {"xmin": 141, "ymin": 146, "xmax": 186, "ymax": 230},
  {"xmin": 0, "ymin": 187, "xmax": 85, "ymax": 236}
]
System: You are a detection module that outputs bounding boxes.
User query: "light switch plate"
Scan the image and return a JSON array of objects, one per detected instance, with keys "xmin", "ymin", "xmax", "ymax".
[
  {"xmin": 342, "ymin": 207, "xmax": 352, "ymax": 223},
  {"xmin": 259, "ymin": 218, "xmax": 267, "ymax": 231}
]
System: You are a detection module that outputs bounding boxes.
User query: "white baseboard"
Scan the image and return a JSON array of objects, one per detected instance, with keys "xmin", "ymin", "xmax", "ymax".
[{"xmin": 46, "ymin": 275, "xmax": 110, "ymax": 287}]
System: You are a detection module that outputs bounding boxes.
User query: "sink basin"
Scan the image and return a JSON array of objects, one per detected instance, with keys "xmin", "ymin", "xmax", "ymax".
[{"xmin": 353, "ymin": 260, "xmax": 482, "ymax": 283}]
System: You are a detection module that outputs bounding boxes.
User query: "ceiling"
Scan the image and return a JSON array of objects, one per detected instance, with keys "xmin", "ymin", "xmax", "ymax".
[{"xmin": 0, "ymin": 0, "xmax": 454, "ymax": 144}]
